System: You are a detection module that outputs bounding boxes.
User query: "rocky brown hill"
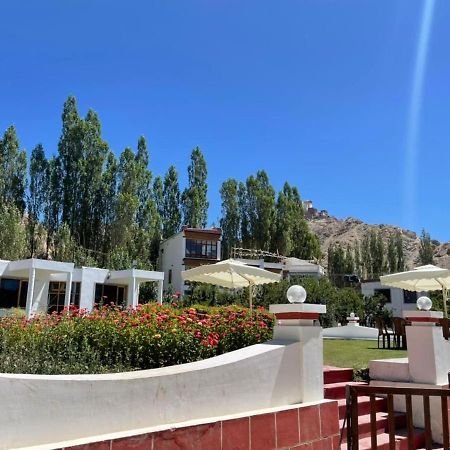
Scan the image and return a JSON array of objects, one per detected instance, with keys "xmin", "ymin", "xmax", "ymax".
[{"xmin": 308, "ymin": 216, "xmax": 450, "ymax": 270}]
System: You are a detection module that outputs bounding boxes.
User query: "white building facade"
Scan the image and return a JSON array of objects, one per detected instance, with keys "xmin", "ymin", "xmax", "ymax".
[
  {"xmin": 0, "ymin": 258, "xmax": 164, "ymax": 318},
  {"xmin": 159, "ymin": 227, "xmax": 222, "ymax": 294},
  {"xmin": 361, "ymin": 280, "xmax": 424, "ymax": 317},
  {"xmin": 234, "ymin": 257, "xmax": 325, "ymax": 279}
]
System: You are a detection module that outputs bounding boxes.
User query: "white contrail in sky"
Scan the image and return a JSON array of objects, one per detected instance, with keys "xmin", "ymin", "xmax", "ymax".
[{"xmin": 403, "ymin": 0, "xmax": 436, "ymax": 229}]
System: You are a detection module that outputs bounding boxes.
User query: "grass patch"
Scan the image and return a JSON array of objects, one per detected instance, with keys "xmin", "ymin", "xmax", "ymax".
[{"xmin": 323, "ymin": 339, "xmax": 407, "ymax": 370}]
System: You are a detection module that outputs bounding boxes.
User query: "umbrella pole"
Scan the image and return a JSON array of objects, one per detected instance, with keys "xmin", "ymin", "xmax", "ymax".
[{"xmin": 443, "ymin": 288, "xmax": 448, "ymax": 318}]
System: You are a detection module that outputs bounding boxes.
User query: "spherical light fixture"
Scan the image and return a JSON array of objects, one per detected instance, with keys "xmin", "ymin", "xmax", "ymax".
[
  {"xmin": 287, "ymin": 285, "xmax": 307, "ymax": 304},
  {"xmin": 417, "ymin": 296, "xmax": 432, "ymax": 311}
]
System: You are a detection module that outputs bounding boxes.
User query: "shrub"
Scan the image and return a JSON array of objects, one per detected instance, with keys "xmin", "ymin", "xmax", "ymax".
[{"xmin": 0, "ymin": 304, "xmax": 273, "ymax": 375}]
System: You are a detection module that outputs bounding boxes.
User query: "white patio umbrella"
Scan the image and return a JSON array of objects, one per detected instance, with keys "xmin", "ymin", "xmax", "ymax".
[
  {"xmin": 380, "ymin": 264, "xmax": 450, "ymax": 317},
  {"xmin": 181, "ymin": 258, "xmax": 281, "ymax": 311}
]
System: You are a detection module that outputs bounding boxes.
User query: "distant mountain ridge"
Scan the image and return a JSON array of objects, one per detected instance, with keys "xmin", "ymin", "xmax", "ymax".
[{"xmin": 307, "ymin": 216, "xmax": 450, "ymax": 270}]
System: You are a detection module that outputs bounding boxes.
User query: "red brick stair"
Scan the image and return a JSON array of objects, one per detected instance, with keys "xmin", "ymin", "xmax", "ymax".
[{"xmin": 323, "ymin": 366, "xmax": 428, "ymax": 450}]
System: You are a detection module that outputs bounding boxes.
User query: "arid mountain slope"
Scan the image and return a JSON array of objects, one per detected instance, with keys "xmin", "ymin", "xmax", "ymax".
[{"xmin": 308, "ymin": 216, "xmax": 450, "ymax": 270}]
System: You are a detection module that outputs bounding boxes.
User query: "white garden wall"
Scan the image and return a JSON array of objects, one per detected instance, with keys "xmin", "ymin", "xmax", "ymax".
[{"xmin": 0, "ymin": 339, "xmax": 312, "ymax": 449}]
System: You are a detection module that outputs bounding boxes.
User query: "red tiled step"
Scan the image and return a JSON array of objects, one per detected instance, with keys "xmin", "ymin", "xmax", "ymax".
[
  {"xmin": 324, "ymin": 365, "xmax": 354, "ymax": 385},
  {"xmin": 337, "ymin": 396, "xmax": 387, "ymax": 420},
  {"xmin": 340, "ymin": 412, "xmax": 407, "ymax": 443},
  {"xmin": 341, "ymin": 427, "xmax": 426, "ymax": 450},
  {"xmin": 324, "ymin": 381, "xmax": 367, "ymax": 400}
]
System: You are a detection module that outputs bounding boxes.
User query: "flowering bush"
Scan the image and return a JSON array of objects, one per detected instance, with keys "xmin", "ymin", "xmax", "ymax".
[{"xmin": 0, "ymin": 304, "xmax": 273, "ymax": 374}]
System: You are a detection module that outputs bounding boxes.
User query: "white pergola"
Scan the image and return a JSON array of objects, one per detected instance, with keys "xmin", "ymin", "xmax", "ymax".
[
  {"xmin": 107, "ymin": 269, "xmax": 164, "ymax": 306},
  {"xmin": 4, "ymin": 259, "xmax": 75, "ymax": 317},
  {"xmin": 1, "ymin": 259, "xmax": 165, "ymax": 318}
]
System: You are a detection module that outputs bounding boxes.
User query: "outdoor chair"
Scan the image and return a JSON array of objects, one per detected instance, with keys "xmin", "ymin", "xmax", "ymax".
[
  {"xmin": 439, "ymin": 317, "xmax": 450, "ymax": 340},
  {"xmin": 393, "ymin": 317, "xmax": 407, "ymax": 350},
  {"xmin": 375, "ymin": 317, "xmax": 394, "ymax": 349}
]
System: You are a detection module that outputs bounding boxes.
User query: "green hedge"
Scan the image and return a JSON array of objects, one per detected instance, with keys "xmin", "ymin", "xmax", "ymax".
[{"xmin": 0, "ymin": 304, "xmax": 274, "ymax": 375}]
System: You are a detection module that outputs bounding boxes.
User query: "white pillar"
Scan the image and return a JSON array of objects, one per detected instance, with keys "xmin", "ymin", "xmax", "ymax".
[
  {"xmin": 269, "ymin": 303, "xmax": 326, "ymax": 403},
  {"xmin": 64, "ymin": 271, "xmax": 73, "ymax": 309},
  {"xmin": 157, "ymin": 280, "xmax": 163, "ymax": 305},
  {"xmin": 404, "ymin": 310, "xmax": 450, "ymax": 385},
  {"xmin": 25, "ymin": 267, "xmax": 36, "ymax": 319},
  {"xmin": 127, "ymin": 277, "xmax": 136, "ymax": 307},
  {"xmin": 133, "ymin": 281, "xmax": 139, "ymax": 308}
]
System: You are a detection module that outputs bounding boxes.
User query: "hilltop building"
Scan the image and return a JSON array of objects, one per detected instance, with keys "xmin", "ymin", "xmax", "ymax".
[{"xmin": 302, "ymin": 200, "xmax": 329, "ymax": 220}]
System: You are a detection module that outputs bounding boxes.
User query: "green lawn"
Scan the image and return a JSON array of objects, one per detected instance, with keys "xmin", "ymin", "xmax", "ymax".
[{"xmin": 323, "ymin": 339, "xmax": 407, "ymax": 370}]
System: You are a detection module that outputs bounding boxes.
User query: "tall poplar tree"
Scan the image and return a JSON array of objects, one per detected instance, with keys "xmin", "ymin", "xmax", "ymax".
[
  {"xmin": 182, "ymin": 147, "xmax": 208, "ymax": 228},
  {"xmin": 395, "ymin": 231, "xmax": 405, "ymax": 271},
  {"xmin": 135, "ymin": 136, "xmax": 152, "ymax": 228},
  {"xmin": 237, "ymin": 182, "xmax": 251, "ymax": 248},
  {"xmin": 162, "ymin": 166, "xmax": 181, "ymax": 238},
  {"xmin": 28, "ymin": 144, "xmax": 48, "ymax": 256},
  {"xmin": 153, "ymin": 176, "xmax": 164, "ymax": 221},
  {"xmin": 0, "ymin": 125, "xmax": 27, "ymax": 212},
  {"xmin": 219, "ymin": 178, "xmax": 240, "ymax": 258},
  {"xmin": 274, "ymin": 183, "xmax": 295, "ymax": 255},
  {"xmin": 79, "ymin": 110, "xmax": 109, "ymax": 250},
  {"xmin": 419, "ymin": 229, "xmax": 435, "ymax": 265},
  {"xmin": 58, "ymin": 96, "xmax": 83, "ymax": 232},
  {"xmin": 44, "ymin": 157, "xmax": 62, "ymax": 256},
  {"xmin": 245, "ymin": 171, "xmax": 275, "ymax": 251},
  {"xmin": 100, "ymin": 152, "xmax": 118, "ymax": 264},
  {"xmin": 387, "ymin": 234, "xmax": 397, "ymax": 273}
]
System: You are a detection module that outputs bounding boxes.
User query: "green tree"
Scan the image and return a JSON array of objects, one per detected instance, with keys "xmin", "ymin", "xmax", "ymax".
[
  {"xmin": 135, "ymin": 136, "xmax": 152, "ymax": 228},
  {"xmin": 58, "ymin": 96, "xmax": 83, "ymax": 232},
  {"xmin": 44, "ymin": 157, "xmax": 62, "ymax": 257},
  {"xmin": 387, "ymin": 234, "xmax": 397, "ymax": 274},
  {"xmin": 0, "ymin": 203, "xmax": 27, "ymax": 260},
  {"xmin": 395, "ymin": 231, "xmax": 405, "ymax": 271},
  {"xmin": 245, "ymin": 171, "xmax": 275, "ymax": 251},
  {"xmin": 419, "ymin": 229, "xmax": 435, "ymax": 265},
  {"xmin": 237, "ymin": 182, "xmax": 251, "ymax": 248},
  {"xmin": 79, "ymin": 110, "xmax": 109, "ymax": 251},
  {"xmin": 219, "ymin": 178, "xmax": 240, "ymax": 258},
  {"xmin": 0, "ymin": 125, "xmax": 27, "ymax": 212},
  {"xmin": 369, "ymin": 230, "xmax": 385, "ymax": 278},
  {"xmin": 153, "ymin": 176, "xmax": 164, "ymax": 221},
  {"xmin": 99, "ymin": 152, "xmax": 118, "ymax": 264},
  {"xmin": 28, "ymin": 144, "xmax": 48, "ymax": 256},
  {"xmin": 182, "ymin": 147, "xmax": 208, "ymax": 228},
  {"xmin": 274, "ymin": 182, "xmax": 295, "ymax": 255},
  {"xmin": 162, "ymin": 166, "xmax": 182, "ymax": 238},
  {"xmin": 361, "ymin": 234, "xmax": 372, "ymax": 279}
]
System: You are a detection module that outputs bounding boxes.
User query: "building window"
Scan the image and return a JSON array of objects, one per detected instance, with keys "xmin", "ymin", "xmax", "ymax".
[
  {"xmin": 48, "ymin": 282, "xmax": 81, "ymax": 314},
  {"xmin": 403, "ymin": 290, "xmax": 417, "ymax": 304},
  {"xmin": 94, "ymin": 284, "xmax": 126, "ymax": 306},
  {"xmin": 0, "ymin": 278, "xmax": 28, "ymax": 308},
  {"xmin": 185, "ymin": 239, "xmax": 217, "ymax": 258},
  {"xmin": 374, "ymin": 288, "xmax": 391, "ymax": 303},
  {"xmin": 168, "ymin": 269, "xmax": 172, "ymax": 284}
]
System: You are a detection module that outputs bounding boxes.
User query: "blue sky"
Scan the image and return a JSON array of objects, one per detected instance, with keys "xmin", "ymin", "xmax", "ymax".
[{"xmin": 1, "ymin": 1, "xmax": 449, "ymax": 241}]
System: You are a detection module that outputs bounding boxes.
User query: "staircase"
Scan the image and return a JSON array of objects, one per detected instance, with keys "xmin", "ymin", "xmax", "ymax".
[{"xmin": 323, "ymin": 366, "xmax": 441, "ymax": 450}]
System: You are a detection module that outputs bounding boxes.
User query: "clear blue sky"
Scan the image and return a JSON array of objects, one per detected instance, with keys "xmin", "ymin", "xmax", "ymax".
[{"xmin": 1, "ymin": 1, "xmax": 449, "ymax": 241}]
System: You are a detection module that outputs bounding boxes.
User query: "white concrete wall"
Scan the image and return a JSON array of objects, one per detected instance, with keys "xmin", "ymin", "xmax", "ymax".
[
  {"xmin": 30, "ymin": 279, "xmax": 49, "ymax": 314},
  {"xmin": 323, "ymin": 324, "xmax": 378, "ymax": 340},
  {"xmin": 78, "ymin": 267, "xmax": 109, "ymax": 310},
  {"xmin": 160, "ymin": 233, "xmax": 185, "ymax": 293},
  {"xmin": 0, "ymin": 339, "xmax": 310, "ymax": 449}
]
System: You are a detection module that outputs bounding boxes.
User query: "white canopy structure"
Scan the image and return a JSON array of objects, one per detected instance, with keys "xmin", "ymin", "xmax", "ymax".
[
  {"xmin": 380, "ymin": 264, "xmax": 450, "ymax": 317},
  {"xmin": 181, "ymin": 258, "xmax": 281, "ymax": 310}
]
